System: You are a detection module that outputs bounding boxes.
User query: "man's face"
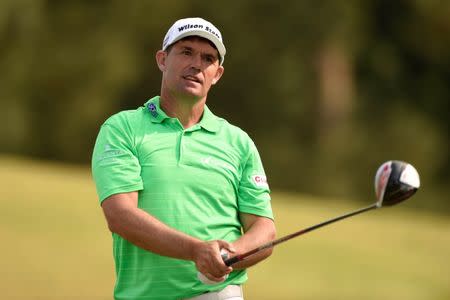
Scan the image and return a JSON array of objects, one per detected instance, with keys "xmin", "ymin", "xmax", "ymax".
[{"xmin": 157, "ymin": 37, "xmax": 224, "ymax": 101}]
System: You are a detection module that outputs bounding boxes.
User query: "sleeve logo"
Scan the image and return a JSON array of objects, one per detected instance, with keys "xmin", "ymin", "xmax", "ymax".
[{"xmin": 252, "ymin": 174, "xmax": 268, "ymax": 188}]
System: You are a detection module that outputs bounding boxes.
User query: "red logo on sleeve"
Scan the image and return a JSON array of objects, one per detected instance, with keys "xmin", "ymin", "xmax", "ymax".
[{"xmin": 252, "ymin": 175, "xmax": 268, "ymax": 188}]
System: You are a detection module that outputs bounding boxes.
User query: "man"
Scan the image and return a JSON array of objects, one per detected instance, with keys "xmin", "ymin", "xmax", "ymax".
[{"xmin": 92, "ymin": 17, "xmax": 276, "ymax": 300}]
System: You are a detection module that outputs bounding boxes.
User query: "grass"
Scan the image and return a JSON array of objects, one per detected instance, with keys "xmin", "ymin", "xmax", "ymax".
[{"xmin": 1, "ymin": 155, "xmax": 449, "ymax": 299}]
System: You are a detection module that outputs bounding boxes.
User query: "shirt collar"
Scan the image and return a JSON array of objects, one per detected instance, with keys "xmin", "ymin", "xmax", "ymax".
[
  {"xmin": 198, "ymin": 104, "xmax": 220, "ymax": 132},
  {"xmin": 144, "ymin": 96, "xmax": 220, "ymax": 132}
]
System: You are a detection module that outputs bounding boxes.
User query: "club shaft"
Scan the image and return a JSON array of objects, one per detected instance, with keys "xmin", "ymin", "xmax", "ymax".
[{"xmin": 224, "ymin": 203, "xmax": 378, "ymax": 266}]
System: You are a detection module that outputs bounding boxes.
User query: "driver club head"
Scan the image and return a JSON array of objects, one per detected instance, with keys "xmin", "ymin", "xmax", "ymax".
[{"xmin": 374, "ymin": 160, "xmax": 420, "ymax": 207}]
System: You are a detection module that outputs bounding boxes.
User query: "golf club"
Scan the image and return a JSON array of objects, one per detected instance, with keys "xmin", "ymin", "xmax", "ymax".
[{"xmin": 223, "ymin": 160, "xmax": 420, "ymax": 266}]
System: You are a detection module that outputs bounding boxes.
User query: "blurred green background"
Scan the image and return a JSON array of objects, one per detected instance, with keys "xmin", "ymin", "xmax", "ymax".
[{"xmin": 1, "ymin": 0, "xmax": 449, "ymax": 299}]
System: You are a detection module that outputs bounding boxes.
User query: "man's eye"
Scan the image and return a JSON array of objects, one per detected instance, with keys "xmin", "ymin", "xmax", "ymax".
[
  {"xmin": 204, "ymin": 56, "xmax": 215, "ymax": 63},
  {"xmin": 182, "ymin": 50, "xmax": 192, "ymax": 55}
]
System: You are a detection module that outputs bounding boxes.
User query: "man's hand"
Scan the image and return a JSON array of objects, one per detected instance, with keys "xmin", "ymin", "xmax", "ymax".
[{"xmin": 193, "ymin": 240, "xmax": 235, "ymax": 283}]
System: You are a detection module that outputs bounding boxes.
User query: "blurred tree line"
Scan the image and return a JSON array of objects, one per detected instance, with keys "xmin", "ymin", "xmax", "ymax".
[{"xmin": 1, "ymin": 0, "xmax": 448, "ymax": 211}]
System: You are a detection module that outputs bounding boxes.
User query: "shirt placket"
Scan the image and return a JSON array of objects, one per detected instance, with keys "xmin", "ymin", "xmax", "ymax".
[{"xmin": 179, "ymin": 125, "xmax": 201, "ymax": 165}]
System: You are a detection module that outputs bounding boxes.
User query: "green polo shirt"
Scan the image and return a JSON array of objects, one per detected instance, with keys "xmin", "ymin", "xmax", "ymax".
[{"xmin": 92, "ymin": 96, "xmax": 273, "ymax": 300}]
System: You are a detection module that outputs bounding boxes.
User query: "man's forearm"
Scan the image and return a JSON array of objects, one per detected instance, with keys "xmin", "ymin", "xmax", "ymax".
[
  {"xmin": 107, "ymin": 204, "xmax": 202, "ymax": 261},
  {"xmin": 231, "ymin": 217, "xmax": 276, "ymax": 269},
  {"xmin": 102, "ymin": 193, "xmax": 235, "ymax": 282}
]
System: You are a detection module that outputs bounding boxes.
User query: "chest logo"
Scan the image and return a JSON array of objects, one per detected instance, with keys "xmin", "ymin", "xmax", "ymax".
[{"xmin": 201, "ymin": 156, "xmax": 234, "ymax": 172}]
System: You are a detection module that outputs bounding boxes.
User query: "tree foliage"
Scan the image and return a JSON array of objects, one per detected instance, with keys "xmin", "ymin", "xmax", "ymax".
[{"xmin": 1, "ymin": 0, "xmax": 448, "ymax": 210}]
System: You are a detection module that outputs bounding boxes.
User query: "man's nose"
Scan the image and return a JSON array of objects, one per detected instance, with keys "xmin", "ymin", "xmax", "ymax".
[{"xmin": 190, "ymin": 53, "xmax": 202, "ymax": 68}]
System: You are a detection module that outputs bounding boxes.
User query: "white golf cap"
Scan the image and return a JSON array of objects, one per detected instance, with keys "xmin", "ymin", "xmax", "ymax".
[{"xmin": 162, "ymin": 17, "xmax": 226, "ymax": 65}]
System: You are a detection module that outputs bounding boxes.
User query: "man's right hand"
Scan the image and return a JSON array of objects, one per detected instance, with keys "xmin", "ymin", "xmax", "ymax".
[{"xmin": 192, "ymin": 240, "xmax": 235, "ymax": 283}]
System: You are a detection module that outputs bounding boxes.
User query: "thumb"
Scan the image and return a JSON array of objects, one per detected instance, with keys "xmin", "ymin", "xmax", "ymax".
[{"xmin": 217, "ymin": 240, "xmax": 236, "ymax": 253}]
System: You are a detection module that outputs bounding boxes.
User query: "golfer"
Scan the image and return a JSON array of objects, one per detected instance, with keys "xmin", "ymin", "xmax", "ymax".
[{"xmin": 92, "ymin": 17, "xmax": 276, "ymax": 300}]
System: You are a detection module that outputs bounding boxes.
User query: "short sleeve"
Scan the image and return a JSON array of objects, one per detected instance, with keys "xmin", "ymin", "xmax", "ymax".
[
  {"xmin": 237, "ymin": 141, "xmax": 273, "ymax": 220},
  {"xmin": 91, "ymin": 118, "xmax": 143, "ymax": 204}
]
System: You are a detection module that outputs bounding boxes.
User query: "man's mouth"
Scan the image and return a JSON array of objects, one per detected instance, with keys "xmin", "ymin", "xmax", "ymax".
[{"xmin": 183, "ymin": 75, "xmax": 202, "ymax": 83}]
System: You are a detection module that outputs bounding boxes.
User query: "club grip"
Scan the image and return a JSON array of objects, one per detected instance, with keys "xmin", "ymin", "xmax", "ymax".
[{"xmin": 223, "ymin": 255, "xmax": 239, "ymax": 266}]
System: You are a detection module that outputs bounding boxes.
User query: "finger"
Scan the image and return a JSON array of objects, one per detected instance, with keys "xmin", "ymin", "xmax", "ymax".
[
  {"xmin": 207, "ymin": 256, "xmax": 232, "ymax": 276},
  {"xmin": 208, "ymin": 261, "xmax": 232, "ymax": 277},
  {"xmin": 198, "ymin": 259, "xmax": 227, "ymax": 278},
  {"xmin": 217, "ymin": 240, "xmax": 236, "ymax": 253}
]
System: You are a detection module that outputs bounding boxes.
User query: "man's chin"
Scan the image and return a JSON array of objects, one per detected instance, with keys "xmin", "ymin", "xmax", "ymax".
[
  {"xmin": 176, "ymin": 88, "xmax": 206, "ymax": 100},
  {"xmin": 171, "ymin": 91, "xmax": 204, "ymax": 102}
]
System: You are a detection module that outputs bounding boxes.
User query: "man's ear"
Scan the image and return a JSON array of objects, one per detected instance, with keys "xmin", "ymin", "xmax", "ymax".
[
  {"xmin": 156, "ymin": 50, "xmax": 167, "ymax": 72},
  {"xmin": 211, "ymin": 66, "xmax": 224, "ymax": 85}
]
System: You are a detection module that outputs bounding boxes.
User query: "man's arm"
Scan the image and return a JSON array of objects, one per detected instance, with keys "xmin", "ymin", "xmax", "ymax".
[
  {"xmin": 101, "ymin": 192, "xmax": 234, "ymax": 282},
  {"xmin": 230, "ymin": 213, "xmax": 276, "ymax": 269}
]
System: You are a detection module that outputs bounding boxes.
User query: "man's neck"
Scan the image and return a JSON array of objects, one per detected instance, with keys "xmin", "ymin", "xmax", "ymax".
[{"xmin": 159, "ymin": 93, "xmax": 206, "ymax": 129}]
